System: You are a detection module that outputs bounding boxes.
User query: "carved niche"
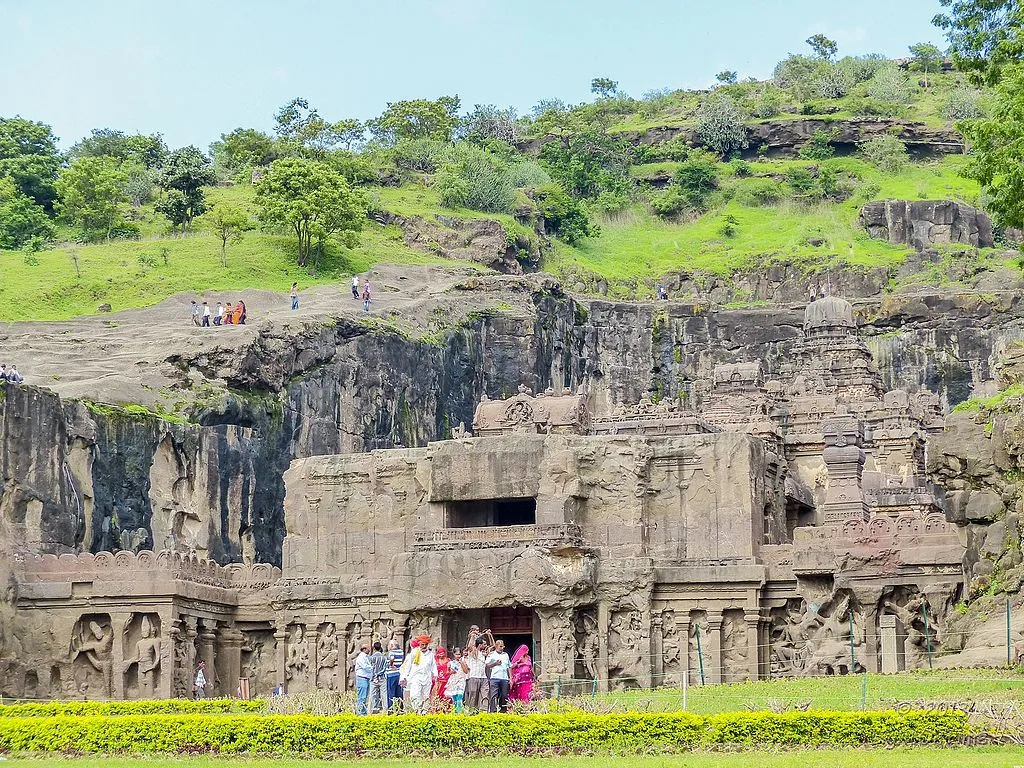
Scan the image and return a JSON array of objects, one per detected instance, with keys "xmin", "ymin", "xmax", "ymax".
[
  {"xmin": 285, "ymin": 624, "xmax": 311, "ymax": 691},
  {"xmin": 608, "ymin": 609, "xmax": 646, "ymax": 689},
  {"xmin": 68, "ymin": 613, "xmax": 114, "ymax": 699},
  {"xmin": 123, "ymin": 613, "xmax": 162, "ymax": 699},
  {"xmin": 316, "ymin": 623, "xmax": 340, "ymax": 691}
]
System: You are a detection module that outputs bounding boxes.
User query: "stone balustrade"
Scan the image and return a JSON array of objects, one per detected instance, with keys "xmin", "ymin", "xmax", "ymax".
[{"xmin": 412, "ymin": 523, "xmax": 584, "ymax": 551}]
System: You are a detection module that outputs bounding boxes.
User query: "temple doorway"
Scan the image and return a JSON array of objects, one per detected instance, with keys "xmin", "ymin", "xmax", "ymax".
[{"xmin": 448, "ymin": 606, "xmax": 537, "ymax": 657}]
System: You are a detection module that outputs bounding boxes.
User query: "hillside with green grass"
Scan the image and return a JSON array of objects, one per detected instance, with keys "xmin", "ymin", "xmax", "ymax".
[{"xmin": 0, "ymin": 42, "xmax": 1017, "ymax": 322}]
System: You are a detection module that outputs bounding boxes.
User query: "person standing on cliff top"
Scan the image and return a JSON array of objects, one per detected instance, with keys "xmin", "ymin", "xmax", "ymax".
[
  {"xmin": 362, "ymin": 282, "xmax": 371, "ymax": 313},
  {"xmin": 290, "ymin": 282, "xmax": 299, "ymax": 310},
  {"xmin": 352, "ymin": 275, "xmax": 360, "ymax": 299}
]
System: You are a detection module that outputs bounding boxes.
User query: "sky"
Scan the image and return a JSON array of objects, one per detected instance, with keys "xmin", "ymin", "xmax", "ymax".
[{"xmin": 0, "ymin": 0, "xmax": 950, "ymax": 151}]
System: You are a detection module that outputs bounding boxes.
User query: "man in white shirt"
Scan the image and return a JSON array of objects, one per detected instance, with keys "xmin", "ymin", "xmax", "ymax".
[
  {"xmin": 193, "ymin": 660, "xmax": 207, "ymax": 699},
  {"xmin": 399, "ymin": 634, "xmax": 437, "ymax": 714},
  {"xmin": 354, "ymin": 642, "xmax": 372, "ymax": 714},
  {"xmin": 464, "ymin": 635, "xmax": 489, "ymax": 712},
  {"xmin": 485, "ymin": 639, "xmax": 511, "ymax": 712},
  {"xmin": 351, "ymin": 275, "xmax": 360, "ymax": 299}
]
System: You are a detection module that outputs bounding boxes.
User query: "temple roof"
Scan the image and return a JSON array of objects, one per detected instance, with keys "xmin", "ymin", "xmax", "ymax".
[{"xmin": 803, "ymin": 295, "xmax": 855, "ymax": 332}]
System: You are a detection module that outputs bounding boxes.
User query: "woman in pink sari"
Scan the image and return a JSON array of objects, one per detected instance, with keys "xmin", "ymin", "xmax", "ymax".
[{"xmin": 508, "ymin": 644, "xmax": 534, "ymax": 703}]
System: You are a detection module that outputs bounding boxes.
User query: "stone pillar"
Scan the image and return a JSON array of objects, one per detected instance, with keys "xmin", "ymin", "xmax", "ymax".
[
  {"xmin": 274, "ymin": 623, "xmax": 288, "ymax": 694},
  {"xmin": 821, "ymin": 417, "xmax": 869, "ymax": 524},
  {"xmin": 675, "ymin": 615, "xmax": 690, "ymax": 686},
  {"xmin": 158, "ymin": 610, "xmax": 174, "ymax": 700},
  {"xmin": 651, "ymin": 615, "xmax": 664, "ymax": 688},
  {"xmin": 863, "ymin": 603, "xmax": 880, "ymax": 673},
  {"xmin": 597, "ymin": 602, "xmax": 610, "ymax": 693},
  {"xmin": 306, "ymin": 626, "xmax": 320, "ymax": 691},
  {"xmin": 743, "ymin": 609, "xmax": 762, "ymax": 682},
  {"xmin": 198, "ymin": 622, "xmax": 218, "ymax": 696},
  {"xmin": 706, "ymin": 612, "xmax": 723, "ymax": 685},
  {"xmin": 111, "ymin": 612, "xmax": 131, "ymax": 699},
  {"xmin": 337, "ymin": 625, "xmax": 350, "ymax": 691},
  {"xmin": 218, "ymin": 625, "xmax": 245, "ymax": 697},
  {"xmin": 879, "ymin": 615, "xmax": 900, "ymax": 674}
]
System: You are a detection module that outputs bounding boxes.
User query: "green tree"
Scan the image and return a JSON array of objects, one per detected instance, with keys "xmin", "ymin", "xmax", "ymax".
[
  {"xmin": 273, "ymin": 98, "xmax": 364, "ymax": 157},
  {"xmin": 716, "ymin": 70, "xmax": 739, "ymax": 85},
  {"xmin": 255, "ymin": 157, "xmax": 366, "ymax": 266},
  {"xmin": 806, "ymin": 33, "xmax": 839, "ymax": 60},
  {"xmin": 68, "ymin": 128, "xmax": 167, "ymax": 169},
  {"xmin": 157, "ymin": 146, "xmax": 215, "ymax": 232},
  {"xmin": 960, "ymin": 65, "xmax": 1024, "ymax": 226},
  {"xmin": 534, "ymin": 183, "xmax": 599, "ymax": 243},
  {"xmin": 0, "ymin": 117, "xmax": 60, "ymax": 209},
  {"xmin": 199, "ymin": 204, "xmax": 253, "ymax": 266},
  {"xmin": 211, "ymin": 128, "xmax": 278, "ymax": 177},
  {"xmin": 908, "ymin": 42, "xmax": 944, "ymax": 87},
  {"xmin": 366, "ymin": 96, "xmax": 460, "ymax": 146},
  {"xmin": 694, "ymin": 93, "xmax": 748, "ymax": 157},
  {"xmin": 673, "ymin": 152, "xmax": 720, "ymax": 210},
  {"xmin": 55, "ymin": 156, "xmax": 129, "ymax": 241},
  {"xmin": 538, "ymin": 127, "xmax": 632, "ymax": 200},
  {"xmin": 435, "ymin": 144, "xmax": 517, "ymax": 213},
  {"xmin": 458, "ymin": 104, "xmax": 522, "ymax": 145},
  {"xmin": 590, "ymin": 77, "xmax": 619, "ymax": 98},
  {"xmin": 866, "ymin": 64, "xmax": 914, "ymax": 104},
  {"xmin": 933, "ymin": 0, "xmax": 1024, "ymax": 86},
  {"xmin": 0, "ymin": 177, "xmax": 54, "ymax": 249}
]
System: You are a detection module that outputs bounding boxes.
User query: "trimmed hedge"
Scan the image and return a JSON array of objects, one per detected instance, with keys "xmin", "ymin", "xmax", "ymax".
[
  {"xmin": 0, "ymin": 710, "xmax": 969, "ymax": 755},
  {"xmin": 0, "ymin": 699, "xmax": 267, "ymax": 717}
]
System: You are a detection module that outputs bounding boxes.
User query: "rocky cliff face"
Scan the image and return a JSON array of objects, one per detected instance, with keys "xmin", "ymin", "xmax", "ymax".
[
  {"xmin": 3, "ymin": 278, "xmax": 1023, "ymax": 569},
  {"xmin": 860, "ymin": 200, "xmax": 994, "ymax": 250}
]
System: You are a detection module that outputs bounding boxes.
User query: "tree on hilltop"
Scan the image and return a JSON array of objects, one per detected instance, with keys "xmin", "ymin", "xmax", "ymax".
[
  {"xmin": 0, "ymin": 177, "xmax": 53, "ymax": 250},
  {"xmin": 210, "ymin": 128, "xmax": 279, "ymax": 179},
  {"xmin": 274, "ymin": 98, "xmax": 364, "ymax": 158},
  {"xmin": 716, "ymin": 70, "xmax": 738, "ymax": 85},
  {"xmin": 806, "ymin": 33, "xmax": 838, "ymax": 60},
  {"xmin": 55, "ymin": 156, "xmax": 129, "ymax": 241},
  {"xmin": 255, "ymin": 157, "xmax": 366, "ymax": 267},
  {"xmin": 933, "ymin": 0, "xmax": 1024, "ymax": 86},
  {"xmin": 590, "ymin": 77, "xmax": 619, "ymax": 99},
  {"xmin": 0, "ymin": 117, "xmax": 60, "ymax": 210},
  {"xmin": 366, "ymin": 96, "xmax": 460, "ymax": 146},
  {"xmin": 156, "ymin": 146, "xmax": 215, "ymax": 233},
  {"xmin": 68, "ymin": 128, "xmax": 167, "ymax": 169},
  {"xmin": 908, "ymin": 42, "xmax": 944, "ymax": 87}
]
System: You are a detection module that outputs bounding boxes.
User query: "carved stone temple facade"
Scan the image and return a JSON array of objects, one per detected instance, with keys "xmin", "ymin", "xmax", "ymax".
[{"xmin": 3, "ymin": 296, "xmax": 965, "ymax": 698}]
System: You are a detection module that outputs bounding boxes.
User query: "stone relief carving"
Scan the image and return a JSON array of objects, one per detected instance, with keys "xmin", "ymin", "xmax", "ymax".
[
  {"xmin": 608, "ymin": 609, "xmax": 645, "ymax": 687},
  {"xmin": 285, "ymin": 624, "xmax": 310, "ymax": 688},
  {"xmin": 68, "ymin": 614, "xmax": 113, "ymax": 698},
  {"xmin": 123, "ymin": 613, "xmax": 161, "ymax": 699},
  {"xmin": 661, "ymin": 609, "xmax": 681, "ymax": 685},
  {"xmin": 316, "ymin": 623, "xmax": 340, "ymax": 690},
  {"xmin": 574, "ymin": 610, "xmax": 599, "ymax": 681},
  {"xmin": 721, "ymin": 610, "xmax": 748, "ymax": 683},
  {"xmin": 240, "ymin": 630, "xmax": 275, "ymax": 697}
]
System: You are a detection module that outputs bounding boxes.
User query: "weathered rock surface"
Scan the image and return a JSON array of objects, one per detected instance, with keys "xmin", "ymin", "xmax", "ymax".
[{"xmin": 860, "ymin": 199, "xmax": 994, "ymax": 250}]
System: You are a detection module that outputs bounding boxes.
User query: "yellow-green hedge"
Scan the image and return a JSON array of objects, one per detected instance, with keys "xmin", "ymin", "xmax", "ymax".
[
  {"xmin": 0, "ymin": 699, "xmax": 266, "ymax": 717},
  {"xmin": 0, "ymin": 710, "xmax": 969, "ymax": 754}
]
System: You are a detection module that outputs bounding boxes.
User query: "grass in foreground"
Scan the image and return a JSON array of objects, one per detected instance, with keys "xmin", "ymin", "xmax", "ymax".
[
  {"xmin": 3, "ymin": 748, "xmax": 1023, "ymax": 767},
  {"xmin": 598, "ymin": 668, "xmax": 1024, "ymax": 713}
]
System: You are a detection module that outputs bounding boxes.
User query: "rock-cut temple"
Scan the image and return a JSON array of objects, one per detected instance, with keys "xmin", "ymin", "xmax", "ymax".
[{"xmin": 4, "ymin": 296, "xmax": 965, "ymax": 698}]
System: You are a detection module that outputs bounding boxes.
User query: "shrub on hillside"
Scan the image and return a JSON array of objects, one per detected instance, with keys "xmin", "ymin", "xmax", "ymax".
[
  {"xmin": 736, "ymin": 178, "xmax": 783, "ymax": 206},
  {"xmin": 507, "ymin": 160, "xmax": 551, "ymax": 189},
  {"xmin": 390, "ymin": 138, "xmax": 448, "ymax": 173},
  {"xmin": 859, "ymin": 133, "xmax": 909, "ymax": 173},
  {"xmin": 750, "ymin": 84, "xmax": 783, "ymax": 118},
  {"xmin": 836, "ymin": 54, "xmax": 889, "ymax": 84},
  {"xmin": 694, "ymin": 93, "xmax": 748, "ymax": 157},
  {"xmin": 534, "ymin": 183, "xmax": 599, "ymax": 243},
  {"xmin": 798, "ymin": 129, "xmax": 838, "ymax": 160},
  {"xmin": 650, "ymin": 186, "xmax": 689, "ymax": 218},
  {"xmin": 866, "ymin": 64, "xmax": 914, "ymax": 105},
  {"xmin": 674, "ymin": 152, "xmax": 720, "ymax": 210},
  {"xmin": 941, "ymin": 87, "xmax": 986, "ymax": 121},
  {"xmin": 435, "ymin": 144, "xmax": 517, "ymax": 213}
]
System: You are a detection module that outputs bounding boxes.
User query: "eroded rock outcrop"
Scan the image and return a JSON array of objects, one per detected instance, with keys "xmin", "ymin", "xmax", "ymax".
[{"xmin": 860, "ymin": 199, "xmax": 994, "ymax": 250}]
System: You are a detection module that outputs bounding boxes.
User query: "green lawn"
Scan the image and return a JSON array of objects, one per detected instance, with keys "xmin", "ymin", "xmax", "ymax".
[
  {"xmin": 595, "ymin": 668, "xmax": 1024, "ymax": 713},
  {"xmin": 3, "ymin": 749, "xmax": 1023, "ymax": 767}
]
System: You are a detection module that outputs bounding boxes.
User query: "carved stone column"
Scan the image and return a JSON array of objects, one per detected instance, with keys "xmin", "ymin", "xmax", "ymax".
[
  {"xmin": 158, "ymin": 610, "xmax": 173, "ymax": 699},
  {"xmin": 306, "ymin": 626, "xmax": 320, "ymax": 691},
  {"xmin": 706, "ymin": 612, "xmax": 723, "ymax": 685},
  {"xmin": 111, "ymin": 612, "xmax": 131, "ymax": 699},
  {"xmin": 675, "ymin": 614, "xmax": 690, "ymax": 685},
  {"xmin": 218, "ymin": 625, "xmax": 245, "ymax": 697},
  {"xmin": 879, "ymin": 615, "xmax": 900, "ymax": 674},
  {"xmin": 651, "ymin": 615, "xmax": 664, "ymax": 688},
  {"xmin": 863, "ymin": 602, "xmax": 880, "ymax": 673},
  {"xmin": 337, "ymin": 625, "xmax": 350, "ymax": 691},
  {"xmin": 743, "ymin": 609, "xmax": 762, "ymax": 682},
  {"xmin": 198, "ymin": 622, "xmax": 218, "ymax": 696},
  {"xmin": 273, "ymin": 623, "xmax": 288, "ymax": 694},
  {"xmin": 597, "ymin": 602, "xmax": 610, "ymax": 693},
  {"xmin": 822, "ymin": 417, "xmax": 869, "ymax": 524}
]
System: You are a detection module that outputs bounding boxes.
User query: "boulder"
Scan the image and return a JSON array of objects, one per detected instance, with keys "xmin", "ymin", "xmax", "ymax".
[{"xmin": 859, "ymin": 199, "xmax": 994, "ymax": 250}]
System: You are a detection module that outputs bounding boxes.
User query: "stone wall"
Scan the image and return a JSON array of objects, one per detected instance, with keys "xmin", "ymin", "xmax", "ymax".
[{"xmin": 860, "ymin": 200, "xmax": 994, "ymax": 250}]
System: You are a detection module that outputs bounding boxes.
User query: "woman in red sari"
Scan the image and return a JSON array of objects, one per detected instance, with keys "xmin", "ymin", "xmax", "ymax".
[
  {"xmin": 432, "ymin": 646, "xmax": 453, "ymax": 707},
  {"xmin": 508, "ymin": 644, "xmax": 534, "ymax": 703}
]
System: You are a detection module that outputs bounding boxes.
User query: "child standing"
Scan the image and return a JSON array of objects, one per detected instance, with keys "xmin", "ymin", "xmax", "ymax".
[{"xmin": 444, "ymin": 647, "xmax": 470, "ymax": 713}]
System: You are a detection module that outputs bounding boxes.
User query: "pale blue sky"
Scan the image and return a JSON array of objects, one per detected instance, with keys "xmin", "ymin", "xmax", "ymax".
[{"xmin": 0, "ymin": 0, "xmax": 948, "ymax": 151}]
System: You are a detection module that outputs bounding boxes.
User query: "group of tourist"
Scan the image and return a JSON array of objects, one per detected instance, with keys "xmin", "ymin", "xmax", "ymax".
[
  {"xmin": 352, "ymin": 275, "xmax": 371, "ymax": 312},
  {"xmin": 191, "ymin": 299, "xmax": 247, "ymax": 327},
  {"xmin": 0, "ymin": 363, "xmax": 24, "ymax": 384},
  {"xmin": 352, "ymin": 626, "xmax": 535, "ymax": 715}
]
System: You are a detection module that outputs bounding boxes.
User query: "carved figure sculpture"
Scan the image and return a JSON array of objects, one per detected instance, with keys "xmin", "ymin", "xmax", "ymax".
[
  {"xmin": 69, "ymin": 616, "xmax": 113, "ymax": 698},
  {"xmin": 285, "ymin": 625, "xmax": 310, "ymax": 683},
  {"xmin": 316, "ymin": 624, "xmax": 340, "ymax": 690},
  {"xmin": 125, "ymin": 615, "xmax": 161, "ymax": 698}
]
